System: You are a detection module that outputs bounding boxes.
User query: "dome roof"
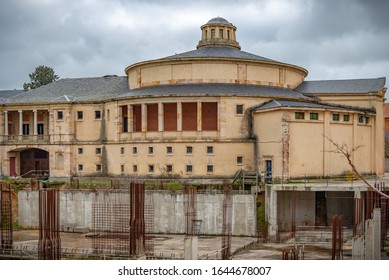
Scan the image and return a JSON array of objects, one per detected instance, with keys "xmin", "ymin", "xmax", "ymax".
[{"xmin": 207, "ymin": 17, "xmax": 231, "ymax": 24}]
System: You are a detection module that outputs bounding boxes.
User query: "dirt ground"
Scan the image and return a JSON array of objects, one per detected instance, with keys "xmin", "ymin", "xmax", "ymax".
[{"xmin": 9, "ymin": 229, "xmax": 360, "ymax": 260}]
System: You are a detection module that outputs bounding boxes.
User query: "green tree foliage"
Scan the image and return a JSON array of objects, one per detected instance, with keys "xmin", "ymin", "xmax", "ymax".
[{"xmin": 23, "ymin": 65, "xmax": 59, "ymax": 90}]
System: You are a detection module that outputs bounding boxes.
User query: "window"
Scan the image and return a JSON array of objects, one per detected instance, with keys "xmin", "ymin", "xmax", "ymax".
[
  {"xmin": 310, "ymin": 112, "xmax": 318, "ymax": 120},
  {"xmin": 211, "ymin": 29, "xmax": 215, "ymax": 38},
  {"xmin": 133, "ymin": 165, "xmax": 138, "ymax": 173},
  {"xmin": 77, "ymin": 111, "xmax": 83, "ymax": 120},
  {"xmin": 95, "ymin": 110, "xmax": 101, "ymax": 120},
  {"xmin": 227, "ymin": 30, "xmax": 230, "ymax": 39},
  {"xmin": 219, "ymin": 29, "xmax": 223, "ymax": 38},
  {"xmin": 343, "ymin": 115, "xmax": 350, "ymax": 122},
  {"xmin": 121, "ymin": 164, "xmax": 125, "ymax": 173},
  {"xmin": 186, "ymin": 165, "xmax": 193, "ymax": 173},
  {"xmin": 77, "ymin": 164, "xmax": 84, "ymax": 172},
  {"xmin": 22, "ymin": 124, "xmax": 29, "ymax": 135},
  {"xmin": 57, "ymin": 111, "xmax": 63, "ymax": 120},
  {"xmin": 132, "ymin": 147, "xmax": 138, "ymax": 155},
  {"xmin": 186, "ymin": 146, "xmax": 193, "ymax": 154},
  {"xmin": 332, "ymin": 114, "xmax": 340, "ymax": 121},
  {"xmin": 78, "ymin": 148, "xmax": 83, "ymax": 155},
  {"xmin": 207, "ymin": 146, "xmax": 214, "ymax": 154},
  {"xmin": 166, "ymin": 146, "xmax": 173, "ymax": 154},
  {"xmin": 237, "ymin": 156, "xmax": 243, "ymax": 165},
  {"xmin": 37, "ymin": 124, "xmax": 44, "ymax": 135},
  {"xmin": 206, "ymin": 164, "xmax": 214, "ymax": 173},
  {"xmin": 148, "ymin": 147, "xmax": 154, "ymax": 155},
  {"xmin": 236, "ymin": 104, "xmax": 244, "ymax": 115},
  {"xmin": 96, "ymin": 164, "xmax": 102, "ymax": 172},
  {"xmin": 107, "ymin": 109, "xmax": 110, "ymax": 120},
  {"xmin": 120, "ymin": 147, "xmax": 125, "ymax": 155},
  {"xmin": 166, "ymin": 164, "xmax": 173, "ymax": 173},
  {"xmin": 365, "ymin": 117, "xmax": 370, "ymax": 124},
  {"xmin": 295, "ymin": 112, "xmax": 304, "ymax": 120},
  {"xmin": 358, "ymin": 115, "xmax": 364, "ymax": 123},
  {"xmin": 148, "ymin": 164, "xmax": 154, "ymax": 173},
  {"xmin": 95, "ymin": 147, "xmax": 102, "ymax": 154}
]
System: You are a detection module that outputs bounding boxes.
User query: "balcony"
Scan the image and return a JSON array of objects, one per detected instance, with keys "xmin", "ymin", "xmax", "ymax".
[{"xmin": 0, "ymin": 134, "xmax": 74, "ymax": 145}]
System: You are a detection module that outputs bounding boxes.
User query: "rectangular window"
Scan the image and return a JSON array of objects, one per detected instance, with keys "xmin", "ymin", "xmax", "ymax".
[
  {"xmin": 121, "ymin": 164, "xmax": 125, "ymax": 173},
  {"xmin": 77, "ymin": 164, "xmax": 84, "ymax": 172},
  {"xmin": 132, "ymin": 147, "xmax": 138, "ymax": 154},
  {"xmin": 207, "ymin": 146, "xmax": 214, "ymax": 154},
  {"xmin": 211, "ymin": 29, "xmax": 215, "ymax": 39},
  {"xmin": 22, "ymin": 124, "xmax": 29, "ymax": 135},
  {"xmin": 148, "ymin": 164, "xmax": 154, "ymax": 173},
  {"xmin": 227, "ymin": 30, "xmax": 230, "ymax": 39},
  {"xmin": 310, "ymin": 112, "xmax": 318, "ymax": 120},
  {"xmin": 295, "ymin": 112, "xmax": 304, "ymax": 120},
  {"xmin": 343, "ymin": 115, "xmax": 350, "ymax": 122},
  {"xmin": 163, "ymin": 103, "xmax": 177, "ymax": 131},
  {"xmin": 206, "ymin": 164, "xmax": 214, "ymax": 173},
  {"xmin": 219, "ymin": 29, "xmax": 223, "ymax": 38},
  {"xmin": 120, "ymin": 147, "xmax": 125, "ymax": 154},
  {"xmin": 121, "ymin": 106, "xmax": 128, "ymax": 132},
  {"xmin": 57, "ymin": 111, "xmax": 63, "ymax": 120},
  {"xmin": 37, "ymin": 123, "xmax": 44, "ymax": 135},
  {"xmin": 95, "ymin": 147, "xmax": 102, "ymax": 154},
  {"xmin": 182, "ymin": 102, "xmax": 197, "ymax": 131},
  {"xmin": 133, "ymin": 165, "xmax": 138, "ymax": 173},
  {"xmin": 166, "ymin": 146, "xmax": 173, "ymax": 154},
  {"xmin": 202, "ymin": 102, "xmax": 218, "ymax": 130},
  {"xmin": 365, "ymin": 116, "xmax": 370, "ymax": 124},
  {"xmin": 186, "ymin": 165, "xmax": 193, "ymax": 173},
  {"xmin": 237, "ymin": 156, "xmax": 243, "ymax": 165},
  {"xmin": 166, "ymin": 164, "xmax": 173, "ymax": 173},
  {"xmin": 358, "ymin": 115, "xmax": 364, "ymax": 123},
  {"xmin": 236, "ymin": 104, "xmax": 244, "ymax": 115},
  {"xmin": 78, "ymin": 148, "xmax": 83, "ymax": 155},
  {"xmin": 96, "ymin": 164, "xmax": 102, "ymax": 172},
  {"xmin": 77, "ymin": 111, "xmax": 83, "ymax": 120},
  {"xmin": 332, "ymin": 114, "xmax": 340, "ymax": 121},
  {"xmin": 147, "ymin": 103, "xmax": 158, "ymax": 131},
  {"xmin": 148, "ymin": 146, "xmax": 154, "ymax": 155},
  {"xmin": 133, "ymin": 105, "xmax": 142, "ymax": 132},
  {"xmin": 95, "ymin": 110, "xmax": 101, "ymax": 120},
  {"xmin": 186, "ymin": 146, "xmax": 193, "ymax": 154}
]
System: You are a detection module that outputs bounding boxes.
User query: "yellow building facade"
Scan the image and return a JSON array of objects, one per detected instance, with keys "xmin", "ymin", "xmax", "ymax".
[{"xmin": 0, "ymin": 17, "xmax": 386, "ymax": 183}]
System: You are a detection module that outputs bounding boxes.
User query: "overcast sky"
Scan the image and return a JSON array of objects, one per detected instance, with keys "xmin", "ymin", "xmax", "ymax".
[{"xmin": 1, "ymin": 0, "xmax": 388, "ymax": 94}]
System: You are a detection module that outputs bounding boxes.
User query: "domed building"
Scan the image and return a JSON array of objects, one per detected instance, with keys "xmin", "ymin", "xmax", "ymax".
[{"xmin": 0, "ymin": 17, "xmax": 386, "ymax": 235}]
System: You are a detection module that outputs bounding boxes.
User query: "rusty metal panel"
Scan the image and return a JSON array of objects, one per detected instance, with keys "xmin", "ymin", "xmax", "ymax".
[
  {"xmin": 201, "ymin": 102, "xmax": 217, "ymax": 131},
  {"xmin": 182, "ymin": 102, "xmax": 197, "ymax": 131},
  {"xmin": 146, "ymin": 104, "xmax": 158, "ymax": 131},
  {"xmin": 133, "ymin": 104, "xmax": 142, "ymax": 132},
  {"xmin": 163, "ymin": 103, "xmax": 177, "ymax": 131}
]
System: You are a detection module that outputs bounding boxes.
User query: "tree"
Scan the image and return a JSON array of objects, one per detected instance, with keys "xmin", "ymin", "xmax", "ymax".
[{"xmin": 23, "ymin": 65, "xmax": 59, "ymax": 90}]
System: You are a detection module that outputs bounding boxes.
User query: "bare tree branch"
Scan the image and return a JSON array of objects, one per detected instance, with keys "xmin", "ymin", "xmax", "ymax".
[{"xmin": 324, "ymin": 134, "xmax": 389, "ymax": 199}]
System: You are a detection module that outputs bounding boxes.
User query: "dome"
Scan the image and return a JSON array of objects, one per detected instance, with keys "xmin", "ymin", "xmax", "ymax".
[{"xmin": 207, "ymin": 17, "xmax": 231, "ymax": 25}]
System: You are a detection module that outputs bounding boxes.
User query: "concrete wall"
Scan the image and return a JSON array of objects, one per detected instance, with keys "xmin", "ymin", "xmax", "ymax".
[{"xmin": 18, "ymin": 190, "xmax": 256, "ymax": 236}]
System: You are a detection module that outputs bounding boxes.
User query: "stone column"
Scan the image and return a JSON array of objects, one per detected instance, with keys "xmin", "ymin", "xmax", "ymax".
[
  {"xmin": 141, "ymin": 103, "xmax": 146, "ymax": 132},
  {"xmin": 266, "ymin": 185, "xmax": 278, "ymax": 238},
  {"xmin": 4, "ymin": 111, "xmax": 8, "ymax": 136},
  {"xmin": 33, "ymin": 110, "xmax": 38, "ymax": 135},
  {"xmin": 197, "ymin": 102, "xmax": 202, "ymax": 131},
  {"xmin": 177, "ymin": 102, "xmax": 182, "ymax": 131},
  {"xmin": 158, "ymin": 102, "xmax": 163, "ymax": 132},
  {"xmin": 18, "ymin": 110, "xmax": 23, "ymax": 135}
]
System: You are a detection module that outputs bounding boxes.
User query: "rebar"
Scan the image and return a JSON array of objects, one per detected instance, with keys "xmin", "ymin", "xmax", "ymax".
[
  {"xmin": 38, "ymin": 188, "xmax": 61, "ymax": 260},
  {"xmin": 221, "ymin": 185, "xmax": 233, "ymax": 260},
  {"xmin": 184, "ymin": 186, "xmax": 197, "ymax": 236},
  {"xmin": 0, "ymin": 182, "xmax": 13, "ymax": 249},
  {"xmin": 331, "ymin": 215, "xmax": 343, "ymax": 260}
]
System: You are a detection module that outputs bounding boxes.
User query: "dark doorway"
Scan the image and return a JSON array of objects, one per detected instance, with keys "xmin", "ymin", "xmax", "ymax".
[
  {"xmin": 20, "ymin": 149, "xmax": 49, "ymax": 177},
  {"xmin": 315, "ymin": 191, "xmax": 328, "ymax": 226},
  {"xmin": 265, "ymin": 160, "xmax": 272, "ymax": 183}
]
